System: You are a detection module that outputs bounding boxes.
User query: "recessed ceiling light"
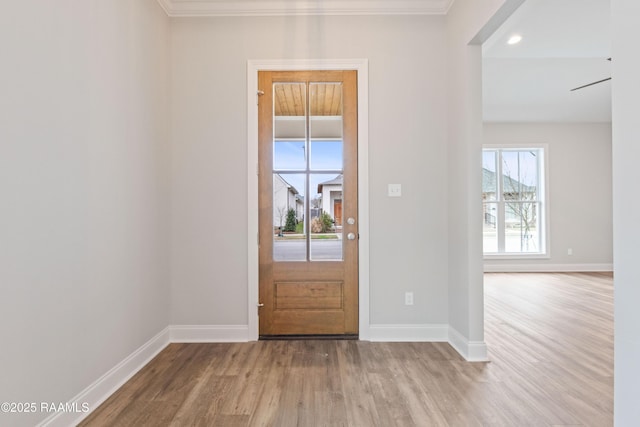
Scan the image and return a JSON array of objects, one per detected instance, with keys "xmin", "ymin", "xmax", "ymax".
[{"xmin": 507, "ymin": 35, "xmax": 522, "ymax": 45}]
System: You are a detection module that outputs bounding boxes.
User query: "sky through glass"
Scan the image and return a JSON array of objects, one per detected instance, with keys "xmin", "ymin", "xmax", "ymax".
[{"xmin": 274, "ymin": 139, "xmax": 343, "ymax": 200}]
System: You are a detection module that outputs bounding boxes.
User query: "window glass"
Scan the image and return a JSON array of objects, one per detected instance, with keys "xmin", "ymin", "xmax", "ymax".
[
  {"xmin": 483, "ymin": 148, "xmax": 545, "ymax": 256},
  {"xmin": 274, "ymin": 140, "xmax": 306, "ymax": 170},
  {"xmin": 273, "ymin": 173, "xmax": 306, "ymax": 261}
]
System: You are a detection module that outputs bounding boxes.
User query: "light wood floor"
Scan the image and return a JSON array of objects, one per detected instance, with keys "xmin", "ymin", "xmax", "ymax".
[{"xmin": 80, "ymin": 272, "xmax": 613, "ymax": 426}]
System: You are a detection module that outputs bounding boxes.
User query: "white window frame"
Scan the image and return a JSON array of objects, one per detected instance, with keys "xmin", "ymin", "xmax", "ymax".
[{"xmin": 483, "ymin": 144, "xmax": 549, "ymax": 259}]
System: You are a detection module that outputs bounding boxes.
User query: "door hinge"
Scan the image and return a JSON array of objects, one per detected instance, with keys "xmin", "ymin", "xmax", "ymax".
[{"xmin": 256, "ymin": 90, "xmax": 264, "ymax": 105}]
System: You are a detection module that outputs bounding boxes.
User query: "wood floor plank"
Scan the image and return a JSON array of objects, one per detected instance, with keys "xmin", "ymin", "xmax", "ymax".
[
  {"xmin": 80, "ymin": 272, "xmax": 613, "ymax": 427},
  {"xmin": 334, "ymin": 341, "xmax": 381, "ymax": 427}
]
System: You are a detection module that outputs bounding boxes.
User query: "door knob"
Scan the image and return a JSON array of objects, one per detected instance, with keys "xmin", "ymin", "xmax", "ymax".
[
  {"xmin": 347, "ymin": 217, "xmax": 355, "ymax": 225},
  {"xmin": 347, "ymin": 233, "xmax": 356, "ymax": 240}
]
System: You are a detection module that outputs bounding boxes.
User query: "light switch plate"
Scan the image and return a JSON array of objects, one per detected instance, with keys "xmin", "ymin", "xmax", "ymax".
[
  {"xmin": 388, "ymin": 184, "xmax": 402, "ymax": 197},
  {"xmin": 405, "ymin": 292, "xmax": 414, "ymax": 305}
]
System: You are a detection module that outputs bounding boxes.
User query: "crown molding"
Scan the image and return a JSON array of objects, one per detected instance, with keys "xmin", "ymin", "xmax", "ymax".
[{"xmin": 156, "ymin": 0, "xmax": 454, "ymax": 17}]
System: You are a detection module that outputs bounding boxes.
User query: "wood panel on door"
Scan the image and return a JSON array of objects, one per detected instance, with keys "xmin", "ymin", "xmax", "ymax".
[{"xmin": 258, "ymin": 70, "xmax": 358, "ymax": 336}]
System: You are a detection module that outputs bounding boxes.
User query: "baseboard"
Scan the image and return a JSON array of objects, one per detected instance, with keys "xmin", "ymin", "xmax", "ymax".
[
  {"xmin": 368, "ymin": 324, "xmax": 488, "ymax": 362},
  {"xmin": 448, "ymin": 326, "xmax": 489, "ymax": 362},
  {"xmin": 37, "ymin": 327, "xmax": 171, "ymax": 427},
  {"xmin": 484, "ymin": 263, "xmax": 613, "ymax": 273},
  {"xmin": 170, "ymin": 325, "xmax": 251, "ymax": 342},
  {"xmin": 369, "ymin": 324, "xmax": 449, "ymax": 342}
]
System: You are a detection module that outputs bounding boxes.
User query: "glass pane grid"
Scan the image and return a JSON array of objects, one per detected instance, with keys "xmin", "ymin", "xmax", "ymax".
[
  {"xmin": 483, "ymin": 148, "xmax": 544, "ymax": 255},
  {"xmin": 273, "ymin": 81, "xmax": 345, "ymax": 262},
  {"xmin": 273, "ymin": 173, "xmax": 307, "ymax": 261},
  {"xmin": 274, "ymin": 140, "xmax": 306, "ymax": 171}
]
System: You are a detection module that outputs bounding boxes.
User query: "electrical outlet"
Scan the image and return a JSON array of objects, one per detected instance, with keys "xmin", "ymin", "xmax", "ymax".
[
  {"xmin": 568, "ymin": 248, "xmax": 573, "ymax": 256},
  {"xmin": 405, "ymin": 292, "xmax": 414, "ymax": 306}
]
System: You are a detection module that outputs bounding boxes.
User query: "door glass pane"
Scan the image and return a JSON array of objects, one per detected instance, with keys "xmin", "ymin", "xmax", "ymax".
[
  {"xmin": 273, "ymin": 173, "xmax": 306, "ymax": 261},
  {"xmin": 309, "ymin": 82, "xmax": 344, "ymax": 261},
  {"xmin": 274, "ymin": 140, "xmax": 306, "ymax": 170},
  {"xmin": 310, "ymin": 140, "xmax": 343, "ymax": 170},
  {"xmin": 309, "ymin": 83, "xmax": 342, "ymax": 117},
  {"xmin": 272, "ymin": 81, "xmax": 347, "ymax": 262},
  {"xmin": 310, "ymin": 174, "xmax": 343, "ymax": 261},
  {"xmin": 273, "ymin": 82, "xmax": 307, "ymax": 262},
  {"xmin": 273, "ymin": 83, "xmax": 307, "ymax": 171},
  {"xmin": 274, "ymin": 83, "xmax": 306, "ymax": 117}
]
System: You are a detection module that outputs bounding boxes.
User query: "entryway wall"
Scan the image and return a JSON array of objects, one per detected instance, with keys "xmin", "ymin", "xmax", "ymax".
[
  {"xmin": 169, "ymin": 15, "xmax": 453, "ymax": 333},
  {"xmin": 483, "ymin": 122, "xmax": 613, "ymax": 272}
]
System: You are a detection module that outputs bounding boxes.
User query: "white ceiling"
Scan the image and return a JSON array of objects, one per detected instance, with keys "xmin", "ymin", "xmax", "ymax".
[{"xmin": 483, "ymin": 0, "xmax": 612, "ymax": 122}]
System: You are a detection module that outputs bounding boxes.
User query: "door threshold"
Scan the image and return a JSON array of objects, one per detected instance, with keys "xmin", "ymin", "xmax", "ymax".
[{"xmin": 259, "ymin": 334, "xmax": 358, "ymax": 341}]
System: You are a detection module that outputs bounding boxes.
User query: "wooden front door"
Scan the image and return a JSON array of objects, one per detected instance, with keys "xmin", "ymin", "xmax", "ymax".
[{"xmin": 258, "ymin": 70, "xmax": 358, "ymax": 336}]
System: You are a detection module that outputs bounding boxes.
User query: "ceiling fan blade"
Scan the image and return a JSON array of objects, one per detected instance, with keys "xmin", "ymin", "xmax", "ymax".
[{"xmin": 570, "ymin": 77, "xmax": 612, "ymax": 92}]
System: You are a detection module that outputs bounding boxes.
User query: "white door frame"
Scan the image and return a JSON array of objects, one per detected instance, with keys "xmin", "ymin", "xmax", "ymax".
[{"xmin": 247, "ymin": 59, "xmax": 370, "ymax": 340}]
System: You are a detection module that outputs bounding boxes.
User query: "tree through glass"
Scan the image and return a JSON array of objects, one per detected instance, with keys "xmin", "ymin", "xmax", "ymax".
[{"xmin": 482, "ymin": 148, "xmax": 545, "ymax": 255}]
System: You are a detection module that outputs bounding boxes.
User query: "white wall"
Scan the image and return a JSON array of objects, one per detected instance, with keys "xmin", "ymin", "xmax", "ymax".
[
  {"xmin": 612, "ymin": 0, "xmax": 640, "ymax": 424},
  {"xmin": 169, "ymin": 15, "xmax": 451, "ymax": 326},
  {"xmin": 0, "ymin": 1, "xmax": 169, "ymax": 426},
  {"xmin": 445, "ymin": 0, "xmax": 507, "ymax": 358},
  {"xmin": 483, "ymin": 123, "xmax": 613, "ymax": 270}
]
